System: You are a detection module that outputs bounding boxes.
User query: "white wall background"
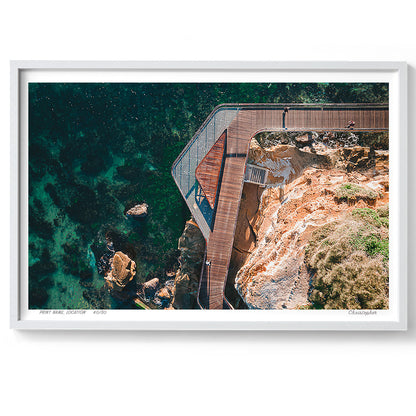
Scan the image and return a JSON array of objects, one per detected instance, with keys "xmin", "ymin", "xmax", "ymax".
[{"xmin": 1, "ymin": 1, "xmax": 415, "ymax": 415}]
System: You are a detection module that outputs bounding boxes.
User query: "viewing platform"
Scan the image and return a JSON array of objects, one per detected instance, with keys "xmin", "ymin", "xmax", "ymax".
[{"xmin": 171, "ymin": 103, "xmax": 389, "ymax": 309}]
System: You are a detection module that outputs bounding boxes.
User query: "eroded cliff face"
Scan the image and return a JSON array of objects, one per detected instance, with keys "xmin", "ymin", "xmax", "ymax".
[
  {"xmin": 172, "ymin": 219, "xmax": 206, "ymax": 309},
  {"xmin": 233, "ymin": 137, "xmax": 389, "ymax": 309}
]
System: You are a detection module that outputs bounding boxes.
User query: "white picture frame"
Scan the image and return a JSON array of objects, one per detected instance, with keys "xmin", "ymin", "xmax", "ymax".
[{"xmin": 10, "ymin": 61, "xmax": 408, "ymax": 330}]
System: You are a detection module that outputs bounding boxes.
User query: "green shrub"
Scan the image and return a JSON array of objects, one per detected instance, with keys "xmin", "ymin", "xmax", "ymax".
[
  {"xmin": 376, "ymin": 204, "xmax": 389, "ymax": 227},
  {"xmin": 351, "ymin": 207, "xmax": 389, "ymax": 254},
  {"xmin": 335, "ymin": 183, "xmax": 378, "ymax": 203},
  {"xmin": 352, "ymin": 207, "xmax": 384, "ymax": 227}
]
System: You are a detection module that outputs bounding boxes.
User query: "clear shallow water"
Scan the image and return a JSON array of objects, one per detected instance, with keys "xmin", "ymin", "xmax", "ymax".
[{"xmin": 28, "ymin": 82, "xmax": 388, "ymax": 309}]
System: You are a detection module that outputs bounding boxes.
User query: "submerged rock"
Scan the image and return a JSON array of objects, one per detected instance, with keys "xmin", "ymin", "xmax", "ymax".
[
  {"xmin": 97, "ymin": 252, "xmax": 114, "ymax": 275},
  {"xmin": 105, "ymin": 251, "xmax": 136, "ymax": 291}
]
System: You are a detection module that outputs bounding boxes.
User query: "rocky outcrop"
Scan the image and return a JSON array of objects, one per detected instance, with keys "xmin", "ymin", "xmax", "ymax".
[
  {"xmin": 136, "ymin": 277, "xmax": 175, "ymax": 309},
  {"xmin": 126, "ymin": 203, "xmax": 148, "ymax": 218},
  {"xmin": 155, "ymin": 282, "xmax": 174, "ymax": 308},
  {"xmin": 233, "ymin": 138, "xmax": 389, "ymax": 310},
  {"xmin": 157, "ymin": 286, "xmax": 171, "ymax": 300},
  {"xmin": 97, "ymin": 252, "xmax": 114, "ymax": 275},
  {"xmin": 295, "ymin": 133, "xmax": 314, "ymax": 147},
  {"xmin": 172, "ymin": 219, "xmax": 206, "ymax": 309},
  {"xmin": 105, "ymin": 251, "xmax": 136, "ymax": 291},
  {"xmin": 248, "ymin": 140, "xmax": 330, "ymax": 186},
  {"xmin": 142, "ymin": 277, "xmax": 159, "ymax": 297},
  {"xmin": 256, "ymin": 130, "xmax": 369, "ymax": 150}
]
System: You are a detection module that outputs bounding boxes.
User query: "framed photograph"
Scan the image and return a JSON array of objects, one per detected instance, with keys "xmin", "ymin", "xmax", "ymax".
[{"xmin": 10, "ymin": 61, "xmax": 407, "ymax": 330}]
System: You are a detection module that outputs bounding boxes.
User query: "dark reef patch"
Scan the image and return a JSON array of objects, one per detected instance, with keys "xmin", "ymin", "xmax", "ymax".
[
  {"xmin": 30, "ymin": 249, "xmax": 56, "ymax": 280},
  {"xmin": 44, "ymin": 183, "xmax": 63, "ymax": 208},
  {"xmin": 66, "ymin": 183, "xmax": 100, "ymax": 224},
  {"xmin": 29, "ymin": 287, "xmax": 49, "ymax": 308},
  {"xmin": 29, "ymin": 249, "xmax": 56, "ymax": 308},
  {"xmin": 116, "ymin": 158, "xmax": 146, "ymax": 182}
]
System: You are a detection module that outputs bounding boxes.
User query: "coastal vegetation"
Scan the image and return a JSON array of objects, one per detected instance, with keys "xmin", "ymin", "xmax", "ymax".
[
  {"xmin": 305, "ymin": 205, "xmax": 389, "ymax": 309},
  {"xmin": 334, "ymin": 183, "xmax": 379, "ymax": 204}
]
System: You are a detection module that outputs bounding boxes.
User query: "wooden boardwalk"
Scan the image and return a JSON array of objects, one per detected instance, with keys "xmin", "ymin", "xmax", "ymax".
[
  {"xmin": 172, "ymin": 104, "xmax": 389, "ymax": 309},
  {"xmin": 198, "ymin": 110, "xmax": 263, "ymax": 309},
  {"xmin": 198, "ymin": 125, "xmax": 248, "ymax": 309}
]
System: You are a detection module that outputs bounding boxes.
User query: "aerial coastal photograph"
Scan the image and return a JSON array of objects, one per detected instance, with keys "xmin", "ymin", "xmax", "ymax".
[{"xmin": 28, "ymin": 82, "xmax": 389, "ymax": 310}]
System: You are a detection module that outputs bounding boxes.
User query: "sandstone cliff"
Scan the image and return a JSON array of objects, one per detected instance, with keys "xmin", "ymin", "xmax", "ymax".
[
  {"xmin": 233, "ymin": 136, "xmax": 389, "ymax": 309},
  {"xmin": 172, "ymin": 219, "xmax": 206, "ymax": 309},
  {"xmin": 105, "ymin": 251, "xmax": 136, "ymax": 292}
]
